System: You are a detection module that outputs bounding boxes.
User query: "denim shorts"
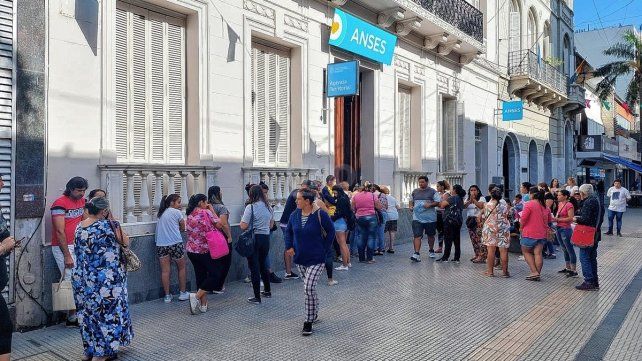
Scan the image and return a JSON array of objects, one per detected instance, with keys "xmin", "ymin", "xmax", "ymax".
[
  {"xmin": 520, "ymin": 237, "xmax": 546, "ymax": 248},
  {"xmin": 334, "ymin": 218, "xmax": 348, "ymax": 232},
  {"xmin": 412, "ymin": 221, "xmax": 436, "ymax": 238}
]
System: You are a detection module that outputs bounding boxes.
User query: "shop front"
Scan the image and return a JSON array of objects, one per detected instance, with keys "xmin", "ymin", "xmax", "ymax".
[{"xmin": 575, "ymin": 135, "xmax": 619, "ymax": 186}]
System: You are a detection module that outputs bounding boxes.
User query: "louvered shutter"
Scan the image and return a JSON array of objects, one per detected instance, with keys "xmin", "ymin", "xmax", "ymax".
[
  {"xmin": 166, "ymin": 20, "xmax": 185, "ymax": 163},
  {"xmin": 251, "ymin": 43, "xmax": 290, "ymax": 167},
  {"xmin": 114, "ymin": 3, "xmax": 185, "ymax": 164},
  {"xmin": 509, "ymin": 12, "xmax": 520, "ymax": 54},
  {"xmin": 398, "ymin": 87, "xmax": 411, "ymax": 169},
  {"xmin": 149, "ymin": 15, "xmax": 165, "ymax": 162},
  {"xmin": 456, "ymin": 102, "xmax": 465, "ymax": 171},
  {"xmin": 0, "ymin": 0, "xmax": 13, "ymax": 302},
  {"xmin": 114, "ymin": 8, "xmax": 129, "ymax": 160},
  {"xmin": 443, "ymin": 100, "xmax": 457, "ymax": 171},
  {"xmin": 130, "ymin": 12, "xmax": 147, "ymax": 161}
]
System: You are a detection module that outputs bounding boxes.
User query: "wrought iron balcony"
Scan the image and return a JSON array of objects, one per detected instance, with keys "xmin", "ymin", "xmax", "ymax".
[
  {"xmin": 508, "ymin": 50, "xmax": 568, "ymax": 109},
  {"xmin": 410, "ymin": 0, "xmax": 483, "ymax": 43}
]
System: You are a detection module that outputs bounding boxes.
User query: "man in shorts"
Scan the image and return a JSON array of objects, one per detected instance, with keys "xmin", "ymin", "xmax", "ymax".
[
  {"xmin": 51, "ymin": 176, "xmax": 87, "ymax": 327},
  {"xmin": 409, "ymin": 176, "xmax": 441, "ymax": 262}
]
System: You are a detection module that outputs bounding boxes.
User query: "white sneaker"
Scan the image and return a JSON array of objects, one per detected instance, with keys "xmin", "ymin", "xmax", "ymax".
[
  {"xmin": 334, "ymin": 265, "xmax": 349, "ymax": 271},
  {"xmin": 429, "ymin": 251, "xmax": 436, "ymax": 259},
  {"xmin": 348, "ymin": 263, "xmax": 353, "ymax": 268},
  {"xmin": 163, "ymin": 295, "xmax": 172, "ymax": 303},
  {"xmin": 410, "ymin": 253, "xmax": 421, "ymax": 262},
  {"xmin": 327, "ymin": 279, "xmax": 339, "ymax": 286},
  {"xmin": 189, "ymin": 293, "xmax": 201, "ymax": 315},
  {"xmin": 178, "ymin": 292, "xmax": 189, "ymax": 301},
  {"xmin": 243, "ymin": 276, "xmax": 251, "ymax": 283},
  {"xmin": 199, "ymin": 304, "xmax": 208, "ymax": 313}
]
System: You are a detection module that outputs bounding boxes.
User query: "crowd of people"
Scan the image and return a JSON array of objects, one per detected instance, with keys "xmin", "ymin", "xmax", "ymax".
[{"xmin": 0, "ymin": 172, "xmax": 633, "ymax": 360}]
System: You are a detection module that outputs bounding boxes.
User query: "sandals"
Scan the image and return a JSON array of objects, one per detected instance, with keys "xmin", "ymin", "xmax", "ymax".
[
  {"xmin": 501, "ymin": 272, "xmax": 511, "ymax": 278},
  {"xmin": 472, "ymin": 259, "xmax": 485, "ymax": 264},
  {"xmin": 483, "ymin": 271, "xmax": 494, "ymax": 277},
  {"xmin": 525, "ymin": 274, "xmax": 541, "ymax": 281}
]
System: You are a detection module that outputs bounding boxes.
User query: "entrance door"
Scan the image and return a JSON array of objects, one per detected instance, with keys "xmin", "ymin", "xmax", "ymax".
[
  {"xmin": 503, "ymin": 136, "xmax": 517, "ymax": 198},
  {"xmin": 334, "ymin": 95, "xmax": 361, "ymax": 186}
]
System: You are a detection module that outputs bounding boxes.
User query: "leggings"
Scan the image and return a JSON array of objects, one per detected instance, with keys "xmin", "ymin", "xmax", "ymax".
[
  {"xmin": 212, "ymin": 242, "xmax": 232, "ymax": 291},
  {"xmin": 187, "ymin": 252, "xmax": 219, "ymax": 292},
  {"xmin": 247, "ymin": 234, "xmax": 271, "ymax": 299},
  {"xmin": 442, "ymin": 222, "xmax": 462, "ymax": 261}
]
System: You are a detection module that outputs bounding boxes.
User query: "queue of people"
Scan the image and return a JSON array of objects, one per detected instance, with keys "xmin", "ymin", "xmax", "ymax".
[{"xmin": 2, "ymin": 173, "xmax": 625, "ymax": 359}]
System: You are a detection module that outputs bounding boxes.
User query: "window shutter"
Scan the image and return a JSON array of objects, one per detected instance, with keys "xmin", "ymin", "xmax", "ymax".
[
  {"xmin": 166, "ymin": 21, "xmax": 185, "ymax": 163},
  {"xmin": 456, "ymin": 101, "xmax": 465, "ymax": 171},
  {"xmin": 251, "ymin": 43, "xmax": 290, "ymax": 167},
  {"xmin": 149, "ymin": 16, "xmax": 165, "ymax": 162},
  {"xmin": 398, "ymin": 87, "xmax": 411, "ymax": 169},
  {"xmin": 130, "ymin": 12, "xmax": 147, "ymax": 161},
  {"xmin": 443, "ymin": 99, "xmax": 457, "ymax": 171},
  {"xmin": 276, "ymin": 54, "xmax": 290, "ymax": 166},
  {"xmin": 509, "ymin": 11, "xmax": 520, "ymax": 54},
  {"xmin": 114, "ymin": 8, "xmax": 129, "ymax": 160}
]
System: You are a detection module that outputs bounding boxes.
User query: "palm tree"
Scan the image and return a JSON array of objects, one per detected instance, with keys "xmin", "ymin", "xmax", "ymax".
[{"xmin": 594, "ymin": 30, "xmax": 641, "ymax": 112}]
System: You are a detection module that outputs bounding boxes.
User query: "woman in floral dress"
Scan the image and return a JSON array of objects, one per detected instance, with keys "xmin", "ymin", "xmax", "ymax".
[
  {"xmin": 481, "ymin": 188, "xmax": 511, "ymax": 277},
  {"xmin": 73, "ymin": 197, "xmax": 133, "ymax": 361}
]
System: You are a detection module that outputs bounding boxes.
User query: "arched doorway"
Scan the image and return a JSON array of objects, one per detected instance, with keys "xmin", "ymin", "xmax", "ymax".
[
  {"xmin": 544, "ymin": 143, "xmax": 552, "ymax": 182},
  {"xmin": 502, "ymin": 135, "xmax": 518, "ymax": 198},
  {"xmin": 528, "ymin": 140, "xmax": 538, "ymax": 184},
  {"xmin": 564, "ymin": 121, "xmax": 574, "ymax": 178}
]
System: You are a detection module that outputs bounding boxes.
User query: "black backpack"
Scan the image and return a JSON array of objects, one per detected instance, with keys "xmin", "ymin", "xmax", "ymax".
[{"xmin": 444, "ymin": 199, "xmax": 463, "ymax": 227}]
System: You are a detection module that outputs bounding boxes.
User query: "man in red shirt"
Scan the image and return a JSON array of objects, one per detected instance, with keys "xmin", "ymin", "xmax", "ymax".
[{"xmin": 51, "ymin": 176, "xmax": 87, "ymax": 327}]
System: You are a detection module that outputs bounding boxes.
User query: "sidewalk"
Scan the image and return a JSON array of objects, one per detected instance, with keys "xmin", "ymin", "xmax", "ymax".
[{"xmin": 11, "ymin": 209, "xmax": 642, "ymax": 360}]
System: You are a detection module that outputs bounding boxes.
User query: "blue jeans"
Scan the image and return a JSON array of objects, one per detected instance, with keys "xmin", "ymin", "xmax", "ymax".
[
  {"xmin": 377, "ymin": 211, "xmax": 388, "ymax": 251},
  {"xmin": 357, "ymin": 215, "xmax": 378, "ymax": 262},
  {"xmin": 349, "ymin": 226, "xmax": 360, "ymax": 255},
  {"xmin": 579, "ymin": 236, "xmax": 599, "ymax": 286},
  {"xmin": 556, "ymin": 227, "xmax": 576, "ymax": 265},
  {"xmin": 607, "ymin": 210, "xmax": 623, "ymax": 233}
]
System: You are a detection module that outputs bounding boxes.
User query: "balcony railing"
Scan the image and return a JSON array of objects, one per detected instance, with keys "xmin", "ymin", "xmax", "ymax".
[
  {"xmin": 509, "ymin": 50, "xmax": 568, "ymax": 95},
  {"xmin": 394, "ymin": 170, "xmax": 431, "ymax": 206},
  {"xmin": 98, "ymin": 164, "xmax": 220, "ymax": 228},
  {"xmin": 438, "ymin": 172, "xmax": 466, "ymax": 188},
  {"xmin": 411, "ymin": 0, "xmax": 483, "ymax": 42},
  {"xmin": 242, "ymin": 167, "xmax": 325, "ymax": 211}
]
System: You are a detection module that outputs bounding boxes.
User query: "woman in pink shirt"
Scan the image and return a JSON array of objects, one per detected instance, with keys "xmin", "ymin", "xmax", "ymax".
[
  {"xmin": 519, "ymin": 188, "xmax": 552, "ymax": 281},
  {"xmin": 553, "ymin": 190, "xmax": 577, "ymax": 277},
  {"xmin": 351, "ymin": 183, "xmax": 383, "ymax": 263}
]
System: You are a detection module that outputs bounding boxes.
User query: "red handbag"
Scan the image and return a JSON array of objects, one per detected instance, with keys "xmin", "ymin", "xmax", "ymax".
[{"xmin": 571, "ymin": 224, "xmax": 596, "ymax": 248}]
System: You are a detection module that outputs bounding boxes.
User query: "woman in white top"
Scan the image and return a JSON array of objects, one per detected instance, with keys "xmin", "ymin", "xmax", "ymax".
[
  {"xmin": 381, "ymin": 186, "xmax": 401, "ymax": 253},
  {"xmin": 564, "ymin": 177, "xmax": 579, "ymax": 194},
  {"xmin": 465, "ymin": 185, "xmax": 486, "ymax": 263},
  {"xmin": 155, "ymin": 194, "xmax": 188, "ymax": 303}
]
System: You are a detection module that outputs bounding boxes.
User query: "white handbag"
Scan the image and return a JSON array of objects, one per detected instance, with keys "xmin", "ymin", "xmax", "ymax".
[{"xmin": 52, "ymin": 274, "xmax": 76, "ymax": 311}]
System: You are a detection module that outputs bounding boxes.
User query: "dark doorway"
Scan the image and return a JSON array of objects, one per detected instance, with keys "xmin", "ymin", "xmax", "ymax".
[
  {"xmin": 334, "ymin": 94, "xmax": 361, "ymax": 187},
  {"xmin": 502, "ymin": 135, "xmax": 517, "ymax": 198}
]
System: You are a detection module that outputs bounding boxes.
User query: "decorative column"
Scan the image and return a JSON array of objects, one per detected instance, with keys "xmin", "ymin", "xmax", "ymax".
[
  {"xmin": 179, "ymin": 171, "xmax": 189, "ymax": 214},
  {"xmin": 125, "ymin": 171, "xmax": 137, "ymax": 224},
  {"xmin": 139, "ymin": 170, "xmax": 152, "ymax": 222}
]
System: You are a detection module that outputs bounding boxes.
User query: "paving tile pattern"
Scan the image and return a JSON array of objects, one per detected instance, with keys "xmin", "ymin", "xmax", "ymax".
[{"xmin": 10, "ymin": 211, "xmax": 642, "ymax": 361}]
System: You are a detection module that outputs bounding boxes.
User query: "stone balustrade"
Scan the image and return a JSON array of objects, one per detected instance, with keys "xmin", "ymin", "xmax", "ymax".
[
  {"xmin": 395, "ymin": 170, "xmax": 431, "ymax": 206},
  {"xmin": 242, "ymin": 167, "xmax": 324, "ymax": 211}
]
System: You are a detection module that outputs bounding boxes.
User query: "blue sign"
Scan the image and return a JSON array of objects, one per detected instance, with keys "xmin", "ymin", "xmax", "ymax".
[
  {"xmin": 502, "ymin": 100, "xmax": 523, "ymax": 121},
  {"xmin": 328, "ymin": 9, "xmax": 397, "ymax": 65},
  {"xmin": 327, "ymin": 61, "xmax": 359, "ymax": 97}
]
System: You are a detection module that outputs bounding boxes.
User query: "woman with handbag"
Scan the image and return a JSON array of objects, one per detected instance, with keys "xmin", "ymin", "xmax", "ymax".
[
  {"xmin": 553, "ymin": 190, "xmax": 577, "ymax": 277},
  {"xmin": 284, "ymin": 188, "xmax": 335, "ymax": 336},
  {"xmin": 331, "ymin": 185, "xmax": 354, "ymax": 271},
  {"xmin": 573, "ymin": 184, "xmax": 602, "ymax": 291},
  {"xmin": 519, "ymin": 188, "xmax": 552, "ymax": 281},
  {"xmin": 72, "ymin": 197, "xmax": 133, "ymax": 361},
  {"xmin": 208, "ymin": 186, "xmax": 233, "ymax": 293},
  {"xmin": 185, "ymin": 194, "xmax": 225, "ymax": 314},
  {"xmin": 155, "ymin": 194, "xmax": 189, "ymax": 303},
  {"xmin": 481, "ymin": 188, "xmax": 511, "ymax": 277},
  {"xmin": 240, "ymin": 185, "xmax": 275, "ymax": 304},
  {"xmin": 437, "ymin": 185, "xmax": 466, "ymax": 263},
  {"xmin": 0, "ymin": 178, "xmax": 16, "ymax": 361},
  {"xmin": 464, "ymin": 185, "xmax": 486, "ymax": 263}
]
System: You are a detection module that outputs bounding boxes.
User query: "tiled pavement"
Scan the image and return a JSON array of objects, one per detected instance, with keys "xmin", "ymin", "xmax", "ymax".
[{"xmin": 11, "ymin": 210, "xmax": 642, "ymax": 361}]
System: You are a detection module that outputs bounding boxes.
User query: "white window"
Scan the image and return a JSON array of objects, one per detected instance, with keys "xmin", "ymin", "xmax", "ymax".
[
  {"xmin": 115, "ymin": 3, "xmax": 185, "ymax": 164},
  {"xmin": 398, "ymin": 86, "xmax": 412, "ymax": 169},
  {"xmin": 251, "ymin": 42, "xmax": 290, "ymax": 167},
  {"xmin": 442, "ymin": 98, "xmax": 464, "ymax": 172},
  {"xmin": 509, "ymin": 1, "xmax": 520, "ymax": 53}
]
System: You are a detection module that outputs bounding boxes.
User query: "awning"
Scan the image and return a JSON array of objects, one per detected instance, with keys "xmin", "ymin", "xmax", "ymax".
[{"xmin": 603, "ymin": 154, "xmax": 642, "ymax": 173}]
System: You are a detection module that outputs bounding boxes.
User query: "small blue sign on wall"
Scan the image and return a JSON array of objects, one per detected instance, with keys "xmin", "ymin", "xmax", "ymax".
[
  {"xmin": 502, "ymin": 100, "xmax": 523, "ymax": 121},
  {"xmin": 328, "ymin": 9, "xmax": 398, "ymax": 65},
  {"xmin": 327, "ymin": 61, "xmax": 359, "ymax": 97}
]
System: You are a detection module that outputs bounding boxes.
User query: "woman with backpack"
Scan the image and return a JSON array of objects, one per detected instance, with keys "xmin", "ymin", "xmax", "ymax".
[
  {"xmin": 331, "ymin": 184, "xmax": 354, "ymax": 271},
  {"xmin": 156, "ymin": 194, "xmax": 189, "ymax": 303},
  {"xmin": 519, "ymin": 187, "xmax": 552, "ymax": 281},
  {"xmin": 284, "ymin": 188, "xmax": 335, "ymax": 336},
  {"xmin": 437, "ymin": 184, "xmax": 466, "ymax": 263}
]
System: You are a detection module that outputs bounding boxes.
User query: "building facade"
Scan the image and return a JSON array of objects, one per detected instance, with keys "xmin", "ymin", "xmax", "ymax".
[{"xmin": 6, "ymin": 0, "xmax": 580, "ymax": 326}]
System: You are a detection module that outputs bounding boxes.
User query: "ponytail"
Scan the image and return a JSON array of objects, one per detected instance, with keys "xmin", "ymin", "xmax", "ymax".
[
  {"xmin": 186, "ymin": 194, "xmax": 207, "ymax": 216},
  {"xmin": 158, "ymin": 193, "xmax": 180, "ymax": 218}
]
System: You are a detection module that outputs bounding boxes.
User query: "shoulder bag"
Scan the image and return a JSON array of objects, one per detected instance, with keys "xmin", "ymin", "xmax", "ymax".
[
  {"xmin": 571, "ymin": 203, "xmax": 598, "ymax": 248},
  {"xmin": 109, "ymin": 219, "xmax": 141, "ymax": 272},
  {"xmin": 373, "ymin": 194, "xmax": 384, "ymax": 225},
  {"xmin": 317, "ymin": 210, "xmax": 327, "ymax": 240},
  {"xmin": 235, "ymin": 204, "xmax": 255, "ymax": 257},
  {"xmin": 206, "ymin": 229, "xmax": 229, "ymax": 260}
]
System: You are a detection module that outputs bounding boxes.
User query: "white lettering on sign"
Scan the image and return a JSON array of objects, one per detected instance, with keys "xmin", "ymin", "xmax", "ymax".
[{"xmin": 350, "ymin": 28, "xmax": 387, "ymax": 55}]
